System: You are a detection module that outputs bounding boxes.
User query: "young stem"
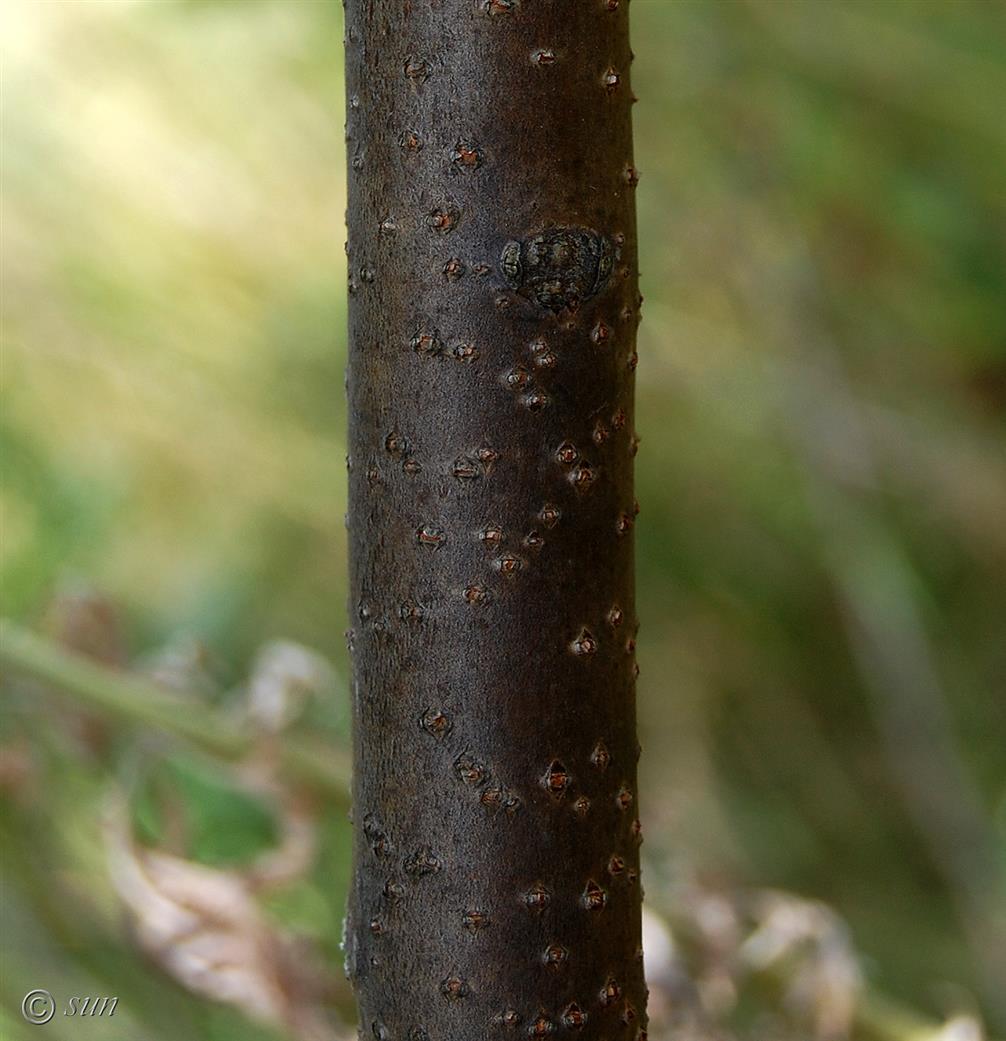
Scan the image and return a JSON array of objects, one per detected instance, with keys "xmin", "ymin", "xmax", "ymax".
[{"xmin": 344, "ymin": 1, "xmax": 645, "ymax": 1037}]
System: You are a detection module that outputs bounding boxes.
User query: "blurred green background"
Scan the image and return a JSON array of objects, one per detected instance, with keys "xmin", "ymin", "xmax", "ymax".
[{"xmin": 2, "ymin": 1, "xmax": 1004, "ymax": 1038}]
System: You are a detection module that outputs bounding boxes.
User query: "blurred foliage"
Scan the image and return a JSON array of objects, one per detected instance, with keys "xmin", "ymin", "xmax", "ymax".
[{"xmin": 1, "ymin": 0, "xmax": 1005, "ymax": 1037}]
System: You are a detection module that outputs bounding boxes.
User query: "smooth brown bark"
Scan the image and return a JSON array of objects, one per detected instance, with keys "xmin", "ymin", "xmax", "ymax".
[{"xmin": 344, "ymin": 2, "xmax": 645, "ymax": 1038}]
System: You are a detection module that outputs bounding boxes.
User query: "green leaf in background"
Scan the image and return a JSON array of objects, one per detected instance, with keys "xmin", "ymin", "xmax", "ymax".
[{"xmin": 132, "ymin": 753, "xmax": 278, "ymax": 867}]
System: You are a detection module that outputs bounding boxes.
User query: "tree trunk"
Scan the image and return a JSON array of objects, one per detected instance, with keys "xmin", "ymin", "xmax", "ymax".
[{"xmin": 344, "ymin": 2, "xmax": 644, "ymax": 1038}]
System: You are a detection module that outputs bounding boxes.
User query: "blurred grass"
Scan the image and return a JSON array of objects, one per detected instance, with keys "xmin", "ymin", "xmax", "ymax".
[{"xmin": 2, "ymin": 0, "xmax": 1005, "ymax": 1035}]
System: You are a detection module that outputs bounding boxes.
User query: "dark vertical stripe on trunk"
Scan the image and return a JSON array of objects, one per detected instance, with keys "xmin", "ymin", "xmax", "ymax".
[{"xmin": 344, "ymin": 1, "xmax": 645, "ymax": 1038}]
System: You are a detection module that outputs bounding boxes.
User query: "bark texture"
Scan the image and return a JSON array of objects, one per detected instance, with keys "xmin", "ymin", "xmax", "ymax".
[{"xmin": 344, "ymin": 2, "xmax": 644, "ymax": 1038}]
